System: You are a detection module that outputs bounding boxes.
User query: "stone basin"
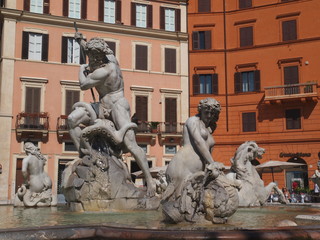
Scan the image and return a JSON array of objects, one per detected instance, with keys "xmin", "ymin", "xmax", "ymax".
[{"xmin": 1, "ymin": 204, "xmax": 320, "ymax": 239}]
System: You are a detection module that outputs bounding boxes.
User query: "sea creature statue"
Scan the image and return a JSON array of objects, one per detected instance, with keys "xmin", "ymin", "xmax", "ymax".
[
  {"xmin": 226, "ymin": 141, "xmax": 288, "ymax": 206},
  {"xmin": 311, "ymin": 166, "xmax": 320, "ymax": 189},
  {"xmin": 62, "ymin": 34, "xmax": 158, "ymax": 211},
  {"xmin": 14, "ymin": 142, "xmax": 56, "ymax": 207},
  {"xmin": 161, "ymin": 98, "xmax": 240, "ymax": 224}
]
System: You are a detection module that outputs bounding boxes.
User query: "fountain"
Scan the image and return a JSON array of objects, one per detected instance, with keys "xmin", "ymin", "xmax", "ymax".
[{"xmin": 1, "ymin": 34, "xmax": 320, "ymax": 239}]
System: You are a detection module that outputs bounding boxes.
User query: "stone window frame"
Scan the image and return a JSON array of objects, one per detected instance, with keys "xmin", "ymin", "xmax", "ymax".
[
  {"xmin": 132, "ymin": 41, "xmax": 151, "ymax": 72},
  {"xmin": 161, "ymin": 44, "xmax": 180, "ymax": 74}
]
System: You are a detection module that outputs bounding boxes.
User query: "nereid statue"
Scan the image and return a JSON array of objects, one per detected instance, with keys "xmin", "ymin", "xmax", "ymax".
[
  {"xmin": 14, "ymin": 142, "xmax": 56, "ymax": 207},
  {"xmin": 62, "ymin": 34, "xmax": 157, "ymax": 211},
  {"xmin": 161, "ymin": 98, "xmax": 240, "ymax": 224},
  {"xmin": 226, "ymin": 141, "xmax": 288, "ymax": 206}
]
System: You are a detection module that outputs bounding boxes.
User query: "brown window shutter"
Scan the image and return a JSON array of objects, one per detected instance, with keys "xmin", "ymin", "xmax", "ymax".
[
  {"xmin": 131, "ymin": 2, "xmax": 136, "ymax": 26},
  {"xmin": 284, "ymin": 66, "xmax": 299, "ymax": 84},
  {"xmin": 240, "ymin": 26, "xmax": 253, "ymax": 47},
  {"xmin": 160, "ymin": 7, "xmax": 165, "ymax": 30},
  {"xmin": 165, "ymin": 98, "xmax": 177, "ymax": 132},
  {"xmin": 147, "ymin": 5, "xmax": 153, "ymax": 28},
  {"xmin": 239, "ymin": 0, "xmax": 252, "ymax": 9},
  {"xmin": 193, "ymin": 74, "xmax": 200, "ymax": 95},
  {"xmin": 282, "ymin": 20, "xmax": 297, "ymax": 41},
  {"xmin": 44, "ymin": 0, "xmax": 50, "ymax": 14},
  {"xmin": 116, "ymin": 0, "xmax": 122, "ymax": 23},
  {"xmin": 165, "ymin": 48, "xmax": 176, "ymax": 73},
  {"xmin": 80, "ymin": 46, "xmax": 86, "ymax": 64},
  {"xmin": 25, "ymin": 87, "xmax": 41, "ymax": 113},
  {"xmin": 135, "ymin": 96, "xmax": 148, "ymax": 121},
  {"xmin": 175, "ymin": 9, "xmax": 181, "ymax": 32},
  {"xmin": 106, "ymin": 41, "xmax": 116, "ymax": 56},
  {"xmin": 98, "ymin": 0, "xmax": 104, "ymax": 22},
  {"xmin": 254, "ymin": 70, "xmax": 260, "ymax": 91},
  {"xmin": 192, "ymin": 31, "xmax": 199, "ymax": 50},
  {"xmin": 42, "ymin": 34, "xmax": 49, "ymax": 61},
  {"xmin": 242, "ymin": 112, "xmax": 256, "ymax": 132},
  {"xmin": 212, "ymin": 73, "xmax": 218, "ymax": 94},
  {"xmin": 63, "ymin": 0, "xmax": 69, "ymax": 17},
  {"xmin": 65, "ymin": 90, "xmax": 80, "ymax": 115},
  {"xmin": 24, "ymin": 0, "xmax": 30, "ymax": 11},
  {"xmin": 81, "ymin": 0, "xmax": 87, "ymax": 19},
  {"xmin": 205, "ymin": 30, "xmax": 211, "ymax": 49},
  {"xmin": 198, "ymin": 0, "xmax": 211, "ymax": 13},
  {"xmin": 234, "ymin": 72, "xmax": 242, "ymax": 93},
  {"xmin": 136, "ymin": 45, "xmax": 147, "ymax": 70},
  {"xmin": 61, "ymin": 36, "xmax": 68, "ymax": 63},
  {"xmin": 22, "ymin": 32, "xmax": 29, "ymax": 59}
]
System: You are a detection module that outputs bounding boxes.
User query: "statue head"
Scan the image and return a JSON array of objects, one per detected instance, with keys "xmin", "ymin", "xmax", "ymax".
[
  {"xmin": 85, "ymin": 38, "xmax": 114, "ymax": 55},
  {"xmin": 24, "ymin": 142, "xmax": 39, "ymax": 155},
  {"xmin": 197, "ymin": 98, "xmax": 221, "ymax": 130}
]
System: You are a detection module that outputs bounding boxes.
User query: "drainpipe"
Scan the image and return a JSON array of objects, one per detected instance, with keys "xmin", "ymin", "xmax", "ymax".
[{"xmin": 223, "ymin": 0, "xmax": 229, "ymax": 132}]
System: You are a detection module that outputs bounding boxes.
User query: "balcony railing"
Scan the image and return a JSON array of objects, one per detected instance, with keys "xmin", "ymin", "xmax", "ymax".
[
  {"xmin": 57, "ymin": 115, "xmax": 69, "ymax": 131},
  {"xmin": 159, "ymin": 122, "xmax": 184, "ymax": 134},
  {"xmin": 135, "ymin": 121, "xmax": 158, "ymax": 134},
  {"xmin": 264, "ymin": 82, "xmax": 318, "ymax": 101},
  {"xmin": 16, "ymin": 112, "xmax": 49, "ymax": 130}
]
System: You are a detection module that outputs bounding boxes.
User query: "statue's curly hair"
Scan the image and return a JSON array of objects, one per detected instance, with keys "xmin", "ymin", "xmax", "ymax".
[
  {"xmin": 197, "ymin": 98, "xmax": 221, "ymax": 114},
  {"xmin": 85, "ymin": 38, "xmax": 114, "ymax": 55}
]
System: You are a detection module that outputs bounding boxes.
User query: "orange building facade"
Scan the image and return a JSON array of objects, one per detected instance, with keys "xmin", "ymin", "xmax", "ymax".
[
  {"xmin": 189, "ymin": 0, "xmax": 320, "ymax": 190},
  {"xmin": 0, "ymin": 0, "xmax": 189, "ymax": 204}
]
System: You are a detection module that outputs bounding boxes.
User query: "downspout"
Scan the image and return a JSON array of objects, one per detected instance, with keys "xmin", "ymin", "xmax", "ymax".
[{"xmin": 223, "ymin": 0, "xmax": 229, "ymax": 132}]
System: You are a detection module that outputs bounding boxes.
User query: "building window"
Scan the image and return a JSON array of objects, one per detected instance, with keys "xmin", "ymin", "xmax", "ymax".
[
  {"xmin": 240, "ymin": 26, "xmax": 253, "ymax": 47},
  {"xmin": 99, "ymin": 0, "xmax": 121, "ymax": 23},
  {"xmin": 135, "ymin": 95, "xmax": 148, "ymax": 132},
  {"xmin": 131, "ymin": 3, "xmax": 152, "ymax": 28},
  {"xmin": 25, "ymin": 87, "xmax": 41, "ymax": 113},
  {"xmin": 193, "ymin": 73, "xmax": 218, "ymax": 95},
  {"xmin": 242, "ymin": 112, "xmax": 256, "ymax": 132},
  {"xmin": 63, "ymin": 142, "xmax": 77, "ymax": 152},
  {"xmin": 24, "ymin": 0, "xmax": 50, "ymax": 14},
  {"xmin": 198, "ymin": 0, "xmax": 211, "ymax": 13},
  {"xmin": 160, "ymin": 7, "xmax": 180, "ymax": 32},
  {"xmin": 135, "ymin": 45, "xmax": 148, "ymax": 71},
  {"xmin": 22, "ymin": 32, "xmax": 49, "ymax": 61},
  {"xmin": 282, "ymin": 19, "xmax": 297, "ymax": 41},
  {"xmin": 286, "ymin": 109, "xmax": 301, "ymax": 130},
  {"xmin": 234, "ymin": 70, "xmax": 260, "ymax": 93},
  {"xmin": 65, "ymin": 90, "xmax": 80, "ymax": 115},
  {"xmin": 165, "ymin": 48, "xmax": 176, "ymax": 73},
  {"xmin": 63, "ymin": 0, "xmax": 87, "ymax": 19},
  {"xmin": 192, "ymin": 31, "xmax": 211, "ymax": 50},
  {"xmin": 165, "ymin": 98, "xmax": 177, "ymax": 133},
  {"xmin": 239, "ymin": 0, "xmax": 252, "ymax": 9},
  {"xmin": 284, "ymin": 65, "xmax": 299, "ymax": 94},
  {"xmin": 165, "ymin": 145, "xmax": 177, "ymax": 155},
  {"xmin": 61, "ymin": 37, "xmax": 82, "ymax": 64}
]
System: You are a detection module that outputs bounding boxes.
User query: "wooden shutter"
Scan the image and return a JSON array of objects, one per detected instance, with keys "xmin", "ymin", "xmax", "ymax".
[
  {"xmin": 22, "ymin": 32, "xmax": 29, "ymax": 59},
  {"xmin": 24, "ymin": 0, "xmax": 30, "ymax": 11},
  {"xmin": 147, "ymin": 4, "xmax": 153, "ymax": 28},
  {"xmin": 131, "ymin": 2, "xmax": 136, "ymax": 26},
  {"xmin": 63, "ymin": 0, "xmax": 69, "ymax": 17},
  {"xmin": 254, "ymin": 70, "xmax": 260, "ymax": 91},
  {"xmin": 165, "ymin": 98, "xmax": 177, "ymax": 132},
  {"xmin": 160, "ymin": 7, "xmax": 165, "ymax": 30},
  {"xmin": 205, "ymin": 30, "xmax": 211, "ymax": 49},
  {"xmin": 80, "ymin": 45, "xmax": 86, "ymax": 64},
  {"xmin": 61, "ymin": 36, "xmax": 68, "ymax": 63},
  {"xmin": 81, "ymin": 0, "xmax": 87, "ymax": 19},
  {"xmin": 165, "ymin": 48, "xmax": 176, "ymax": 73},
  {"xmin": 115, "ymin": 0, "xmax": 122, "ymax": 23},
  {"xmin": 286, "ymin": 109, "xmax": 301, "ymax": 129},
  {"xmin": 65, "ymin": 90, "xmax": 80, "ymax": 115},
  {"xmin": 239, "ymin": 0, "xmax": 252, "ymax": 9},
  {"xmin": 284, "ymin": 66, "xmax": 299, "ymax": 84},
  {"xmin": 98, "ymin": 0, "xmax": 104, "ymax": 22},
  {"xmin": 242, "ymin": 112, "xmax": 256, "ymax": 132},
  {"xmin": 175, "ymin": 9, "xmax": 181, "ymax": 32},
  {"xmin": 198, "ymin": 0, "xmax": 211, "ymax": 13},
  {"xmin": 193, "ymin": 74, "xmax": 200, "ymax": 95},
  {"xmin": 25, "ymin": 87, "xmax": 41, "ymax": 113},
  {"xmin": 136, "ymin": 45, "xmax": 147, "ymax": 70},
  {"xmin": 240, "ymin": 26, "xmax": 253, "ymax": 47},
  {"xmin": 44, "ymin": 0, "xmax": 50, "ymax": 14},
  {"xmin": 135, "ymin": 96, "xmax": 148, "ymax": 121},
  {"xmin": 234, "ymin": 72, "xmax": 242, "ymax": 93},
  {"xmin": 192, "ymin": 31, "xmax": 199, "ymax": 50},
  {"xmin": 282, "ymin": 20, "xmax": 297, "ymax": 41},
  {"xmin": 106, "ymin": 41, "xmax": 116, "ymax": 56},
  {"xmin": 42, "ymin": 34, "xmax": 49, "ymax": 61},
  {"xmin": 212, "ymin": 73, "xmax": 218, "ymax": 94}
]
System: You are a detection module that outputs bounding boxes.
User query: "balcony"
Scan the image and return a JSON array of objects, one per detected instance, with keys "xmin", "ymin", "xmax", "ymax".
[
  {"xmin": 57, "ymin": 115, "xmax": 70, "ymax": 143},
  {"xmin": 264, "ymin": 82, "xmax": 318, "ymax": 103},
  {"xmin": 159, "ymin": 122, "xmax": 184, "ymax": 144},
  {"xmin": 135, "ymin": 121, "xmax": 159, "ymax": 144},
  {"xmin": 16, "ymin": 112, "xmax": 49, "ymax": 142}
]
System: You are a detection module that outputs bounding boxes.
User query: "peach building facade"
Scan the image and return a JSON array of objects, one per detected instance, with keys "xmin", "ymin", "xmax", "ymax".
[
  {"xmin": 0, "ymin": 0, "xmax": 188, "ymax": 204},
  {"xmin": 189, "ymin": 0, "xmax": 320, "ymax": 190}
]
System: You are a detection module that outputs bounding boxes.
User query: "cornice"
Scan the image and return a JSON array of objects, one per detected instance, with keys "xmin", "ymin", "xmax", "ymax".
[{"xmin": 0, "ymin": 8, "xmax": 188, "ymax": 42}]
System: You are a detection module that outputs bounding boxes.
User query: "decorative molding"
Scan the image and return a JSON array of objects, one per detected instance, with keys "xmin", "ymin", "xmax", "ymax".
[
  {"xmin": 276, "ymin": 12, "xmax": 301, "ymax": 19},
  {"xmin": 194, "ymin": 66, "xmax": 216, "ymax": 72},
  {"xmin": 235, "ymin": 62, "xmax": 258, "ymax": 71},
  {"xmin": 234, "ymin": 19, "xmax": 257, "ymax": 26},
  {"xmin": 20, "ymin": 77, "xmax": 48, "ymax": 84},
  {"xmin": 160, "ymin": 88, "xmax": 182, "ymax": 94},
  {"xmin": 60, "ymin": 80, "xmax": 80, "ymax": 86},
  {"xmin": 23, "ymin": 27, "xmax": 48, "ymax": 34},
  {"xmin": 277, "ymin": 57, "xmax": 302, "ymax": 68},
  {"xmin": 130, "ymin": 85, "xmax": 154, "ymax": 92},
  {"xmin": 194, "ymin": 23, "xmax": 215, "ymax": 28}
]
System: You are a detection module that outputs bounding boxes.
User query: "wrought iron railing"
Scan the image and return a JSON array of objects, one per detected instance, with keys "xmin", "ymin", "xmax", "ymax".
[
  {"xmin": 57, "ymin": 115, "xmax": 69, "ymax": 131},
  {"xmin": 159, "ymin": 122, "xmax": 184, "ymax": 134},
  {"xmin": 16, "ymin": 112, "xmax": 49, "ymax": 130}
]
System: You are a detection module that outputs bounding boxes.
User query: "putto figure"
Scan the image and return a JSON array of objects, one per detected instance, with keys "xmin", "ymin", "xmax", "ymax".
[
  {"xmin": 66, "ymin": 33, "xmax": 155, "ymax": 199},
  {"xmin": 14, "ymin": 142, "xmax": 55, "ymax": 207}
]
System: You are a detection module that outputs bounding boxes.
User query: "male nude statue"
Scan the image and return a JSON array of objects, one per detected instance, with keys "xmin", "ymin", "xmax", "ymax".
[{"xmin": 68, "ymin": 33, "xmax": 156, "ymax": 196}]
